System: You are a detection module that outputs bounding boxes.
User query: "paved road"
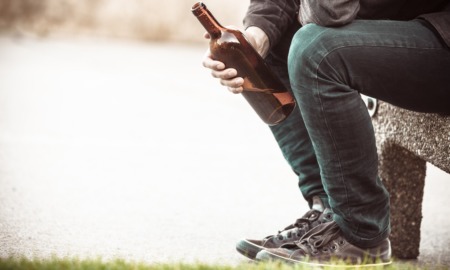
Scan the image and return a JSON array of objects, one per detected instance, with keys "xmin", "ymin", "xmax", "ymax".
[{"xmin": 0, "ymin": 37, "xmax": 449, "ymax": 266}]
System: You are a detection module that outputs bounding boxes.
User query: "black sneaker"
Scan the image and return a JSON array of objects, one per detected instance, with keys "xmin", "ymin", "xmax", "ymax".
[
  {"xmin": 256, "ymin": 221, "xmax": 392, "ymax": 266},
  {"xmin": 236, "ymin": 208, "xmax": 334, "ymax": 260}
]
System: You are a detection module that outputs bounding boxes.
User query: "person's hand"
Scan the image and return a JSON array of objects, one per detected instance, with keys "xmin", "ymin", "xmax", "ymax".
[
  {"xmin": 202, "ymin": 44, "xmax": 244, "ymax": 94},
  {"xmin": 201, "ymin": 26, "xmax": 269, "ymax": 94}
]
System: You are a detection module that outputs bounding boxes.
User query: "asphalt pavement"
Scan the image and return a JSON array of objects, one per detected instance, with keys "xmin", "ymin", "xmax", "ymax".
[{"xmin": 0, "ymin": 36, "xmax": 449, "ymax": 266}]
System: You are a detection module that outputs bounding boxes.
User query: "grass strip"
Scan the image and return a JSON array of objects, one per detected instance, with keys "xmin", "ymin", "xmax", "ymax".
[{"xmin": 0, "ymin": 257, "xmax": 448, "ymax": 270}]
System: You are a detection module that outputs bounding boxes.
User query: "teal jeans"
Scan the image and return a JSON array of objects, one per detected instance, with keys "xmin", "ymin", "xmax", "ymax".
[{"xmin": 268, "ymin": 19, "xmax": 450, "ymax": 248}]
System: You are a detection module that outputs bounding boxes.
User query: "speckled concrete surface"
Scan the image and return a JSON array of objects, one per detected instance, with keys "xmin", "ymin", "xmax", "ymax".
[
  {"xmin": 373, "ymin": 101, "xmax": 450, "ymax": 259},
  {"xmin": 374, "ymin": 102, "xmax": 450, "ymax": 174},
  {"xmin": 0, "ymin": 37, "xmax": 449, "ymax": 266}
]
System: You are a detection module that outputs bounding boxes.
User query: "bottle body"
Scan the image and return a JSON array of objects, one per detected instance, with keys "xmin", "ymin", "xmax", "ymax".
[{"xmin": 192, "ymin": 2, "xmax": 296, "ymax": 126}]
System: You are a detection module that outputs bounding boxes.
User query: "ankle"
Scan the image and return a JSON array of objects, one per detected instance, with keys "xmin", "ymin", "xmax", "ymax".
[{"xmin": 310, "ymin": 195, "xmax": 329, "ymax": 212}]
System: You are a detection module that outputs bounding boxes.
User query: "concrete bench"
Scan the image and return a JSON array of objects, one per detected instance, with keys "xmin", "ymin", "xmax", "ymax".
[{"xmin": 367, "ymin": 98, "xmax": 450, "ymax": 259}]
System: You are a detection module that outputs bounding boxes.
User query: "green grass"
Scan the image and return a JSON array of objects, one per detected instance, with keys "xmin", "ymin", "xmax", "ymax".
[{"xmin": 0, "ymin": 258, "xmax": 448, "ymax": 270}]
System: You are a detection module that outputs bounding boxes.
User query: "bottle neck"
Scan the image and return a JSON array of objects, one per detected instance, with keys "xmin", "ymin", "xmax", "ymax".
[{"xmin": 192, "ymin": 2, "xmax": 222, "ymax": 39}]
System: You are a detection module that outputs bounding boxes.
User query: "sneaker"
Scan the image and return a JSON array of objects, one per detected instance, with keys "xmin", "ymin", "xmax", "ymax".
[
  {"xmin": 236, "ymin": 208, "xmax": 334, "ymax": 260},
  {"xmin": 256, "ymin": 221, "xmax": 392, "ymax": 266}
]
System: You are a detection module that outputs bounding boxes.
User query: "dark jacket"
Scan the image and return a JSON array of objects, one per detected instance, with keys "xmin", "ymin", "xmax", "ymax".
[{"xmin": 243, "ymin": 0, "xmax": 450, "ymax": 59}]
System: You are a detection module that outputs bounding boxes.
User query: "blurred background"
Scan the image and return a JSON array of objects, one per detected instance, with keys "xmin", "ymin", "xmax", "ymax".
[
  {"xmin": 0, "ymin": 0, "xmax": 449, "ymax": 266},
  {"xmin": 0, "ymin": 0, "xmax": 248, "ymax": 42}
]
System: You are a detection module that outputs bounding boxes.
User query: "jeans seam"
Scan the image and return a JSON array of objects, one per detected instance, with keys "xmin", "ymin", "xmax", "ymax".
[
  {"xmin": 316, "ymin": 44, "xmax": 447, "ymax": 62},
  {"xmin": 312, "ymin": 58, "xmax": 351, "ymax": 225}
]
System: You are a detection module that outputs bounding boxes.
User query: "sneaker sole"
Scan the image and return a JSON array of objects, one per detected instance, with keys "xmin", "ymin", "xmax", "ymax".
[
  {"xmin": 236, "ymin": 239, "xmax": 264, "ymax": 260},
  {"xmin": 256, "ymin": 250, "xmax": 392, "ymax": 268}
]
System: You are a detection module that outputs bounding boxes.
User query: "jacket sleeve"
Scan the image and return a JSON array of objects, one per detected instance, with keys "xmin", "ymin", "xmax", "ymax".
[
  {"xmin": 243, "ymin": 0, "xmax": 299, "ymax": 50},
  {"xmin": 418, "ymin": 2, "xmax": 450, "ymax": 48},
  {"xmin": 299, "ymin": 0, "xmax": 360, "ymax": 26}
]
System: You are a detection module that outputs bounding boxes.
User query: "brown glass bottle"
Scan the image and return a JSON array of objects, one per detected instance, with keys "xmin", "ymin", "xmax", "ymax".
[{"xmin": 191, "ymin": 2, "xmax": 296, "ymax": 126}]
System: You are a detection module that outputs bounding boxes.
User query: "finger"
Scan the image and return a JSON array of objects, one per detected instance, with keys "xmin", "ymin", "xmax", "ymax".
[
  {"xmin": 211, "ymin": 68, "xmax": 237, "ymax": 79},
  {"xmin": 203, "ymin": 59, "xmax": 225, "ymax": 70},
  {"xmin": 203, "ymin": 32, "xmax": 211, "ymax": 39},
  {"xmin": 228, "ymin": 86, "xmax": 244, "ymax": 94},
  {"xmin": 220, "ymin": 76, "xmax": 244, "ymax": 88},
  {"xmin": 202, "ymin": 49, "xmax": 224, "ymax": 69}
]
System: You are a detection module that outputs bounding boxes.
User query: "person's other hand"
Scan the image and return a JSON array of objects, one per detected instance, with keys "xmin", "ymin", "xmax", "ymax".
[{"xmin": 201, "ymin": 26, "xmax": 269, "ymax": 94}]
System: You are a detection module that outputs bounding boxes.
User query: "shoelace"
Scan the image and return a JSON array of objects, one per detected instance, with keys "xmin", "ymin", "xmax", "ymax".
[
  {"xmin": 275, "ymin": 209, "xmax": 321, "ymax": 239},
  {"xmin": 295, "ymin": 221, "xmax": 341, "ymax": 254}
]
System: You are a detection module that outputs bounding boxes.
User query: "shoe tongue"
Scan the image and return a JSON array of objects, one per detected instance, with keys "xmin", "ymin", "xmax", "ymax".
[
  {"xmin": 300, "ymin": 222, "xmax": 340, "ymax": 246},
  {"xmin": 311, "ymin": 196, "xmax": 325, "ymax": 212}
]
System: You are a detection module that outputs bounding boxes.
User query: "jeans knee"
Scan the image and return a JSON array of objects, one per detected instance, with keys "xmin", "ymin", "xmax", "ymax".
[
  {"xmin": 288, "ymin": 24, "xmax": 330, "ymax": 89},
  {"xmin": 288, "ymin": 24, "xmax": 358, "ymax": 93}
]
